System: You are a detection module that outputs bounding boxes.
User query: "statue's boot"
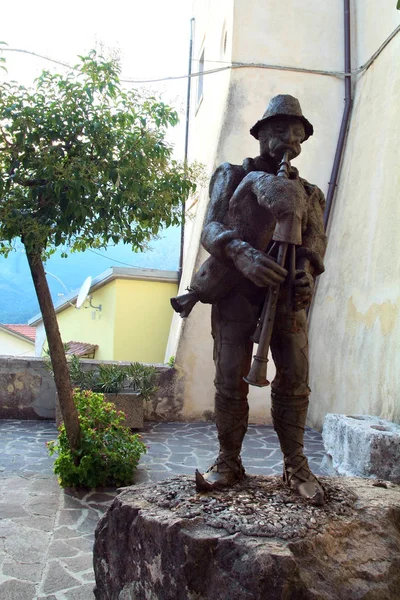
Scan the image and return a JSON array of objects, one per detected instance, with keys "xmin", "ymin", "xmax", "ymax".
[
  {"xmin": 195, "ymin": 395, "xmax": 248, "ymax": 491},
  {"xmin": 271, "ymin": 394, "xmax": 325, "ymax": 506}
]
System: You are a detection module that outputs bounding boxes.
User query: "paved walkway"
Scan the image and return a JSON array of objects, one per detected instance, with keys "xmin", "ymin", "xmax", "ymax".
[{"xmin": 0, "ymin": 420, "xmax": 327, "ymax": 599}]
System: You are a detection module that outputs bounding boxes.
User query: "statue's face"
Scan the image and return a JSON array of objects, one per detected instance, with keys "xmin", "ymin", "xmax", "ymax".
[{"xmin": 258, "ymin": 117, "xmax": 306, "ymax": 161}]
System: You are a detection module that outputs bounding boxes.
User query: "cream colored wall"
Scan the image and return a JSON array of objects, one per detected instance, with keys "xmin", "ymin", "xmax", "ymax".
[
  {"xmin": 113, "ymin": 278, "xmax": 177, "ymax": 363},
  {"xmin": 165, "ymin": 0, "xmax": 234, "ymax": 362},
  {"xmin": 308, "ymin": 4, "xmax": 400, "ymax": 428},
  {"xmin": 353, "ymin": 0, "xmax": 399, "ymax": 65},
  {"xmin": 0, "ymin": 331, "xmax": 35, "ymax": 357},
  {"xmin": 56, "ymin": 282, "xmax": 117, "ymax": 360},
  {"xmin": 168, "ymin": 0, "xmax": 344, "ymax": 422}
]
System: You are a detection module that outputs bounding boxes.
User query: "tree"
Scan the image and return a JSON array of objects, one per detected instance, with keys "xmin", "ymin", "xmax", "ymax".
[{"xmin": 0, "ymin": 50, "xmax": 196, "ymax": 454}]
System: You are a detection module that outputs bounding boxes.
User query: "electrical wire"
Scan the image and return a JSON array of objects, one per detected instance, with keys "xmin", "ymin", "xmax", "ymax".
[
  {"xmin": 0, "ymin": 48, "xmax": 345, "ymax": 81},
  {"xmin": 1, "ymin": 48, "xmax": 72, "ymax": 69},
  {"xmin": 352, "ymin": 24, "xmax": 400, "ymax": 75},
  {"xmin": 2, "ymin": 23, "xmax": 400, "ymax": 84},
  {"xmin": 87, "ymin": 248, "xmax": 146, "ymax": 268},
  {"xmin": 123, "ymin": 62, "xmax": 346, "ymax": 83}
]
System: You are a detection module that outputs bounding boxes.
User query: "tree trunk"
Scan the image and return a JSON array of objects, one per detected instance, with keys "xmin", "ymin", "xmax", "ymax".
[{"xmin": 26, "ymin": 250, "xmax": 81, "ymax": 453}]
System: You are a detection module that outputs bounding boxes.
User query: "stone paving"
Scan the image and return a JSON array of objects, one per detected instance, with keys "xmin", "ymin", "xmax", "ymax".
[{"xmin": 0, "ymin": 420, "xmax": 327, "ymax": 599}]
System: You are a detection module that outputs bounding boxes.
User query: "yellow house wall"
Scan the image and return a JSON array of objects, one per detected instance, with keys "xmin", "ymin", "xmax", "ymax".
[
  {"xmin": 55, "ymin": 282, "xmax": 117, "ymax": 361},
  {"xmin": 168, "ymin": 0, "xmax": 344, "ymax": 422},
  {"xmin": 114, "ymin": 279, "xmax": 178, "ymax": 363},
  {"xmin": 308, "ymin": 3, "xmax": 400, "ymax": 428},
  {"xmin": 0, "ymin": 330, "xmax": 35, "ymax": 357}
]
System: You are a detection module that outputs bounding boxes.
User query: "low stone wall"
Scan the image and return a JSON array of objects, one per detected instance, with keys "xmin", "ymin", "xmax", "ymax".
[
  {"xmin": 0, "ymin": 356, "xmax": 55, "ymax": 420},
  {"xmin": 0, "ymin": 356, "xmax": 182, "ymax": 422}
]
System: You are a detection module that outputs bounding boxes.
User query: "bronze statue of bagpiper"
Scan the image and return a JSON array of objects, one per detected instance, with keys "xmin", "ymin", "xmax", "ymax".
[{"xmin": 172, "ymin": 95, "xmax": 327, "ymax": 505}]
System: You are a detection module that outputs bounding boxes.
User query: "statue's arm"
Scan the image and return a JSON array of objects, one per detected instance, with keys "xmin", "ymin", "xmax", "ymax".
[
  {"xmin": 291, "ymin": 184, "xmax": 326, "ymax": 309},
  {"xmin": 200, "ymin": 163, "xmax": 244, "ymax": 260},
  {"xmin": 201, "ymin": 164, "xmax": 287, "ymax": 287},
  {"xmin": 296, "ymin": 185, "xmax": 327, "ymax": 277}
]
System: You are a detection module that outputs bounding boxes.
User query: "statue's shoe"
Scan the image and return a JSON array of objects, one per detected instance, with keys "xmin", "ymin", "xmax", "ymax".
[
  {"xmin": 283, "ymin": 459, "xmax": 325, "ymax": 506},
  {"xmin": 195, "ymin": 457, "xmax": 245, "ymax": 492}
]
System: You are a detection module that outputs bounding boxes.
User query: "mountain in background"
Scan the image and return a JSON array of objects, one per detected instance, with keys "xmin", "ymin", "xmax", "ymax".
[{"xmin": 0, "ymin": 227, "xmax": 181, "ymax": 324}]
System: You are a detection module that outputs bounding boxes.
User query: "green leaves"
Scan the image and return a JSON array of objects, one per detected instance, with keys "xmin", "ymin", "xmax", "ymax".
[
  {"xmin": 0, "ymin": 49, "xmax": 197, "ymax": 257},
  {"xmin": 0, "ymin": 41, "xmax": 7, "ymax": 72},
  {"xmin": 47, "ymin": 388, "xmax": 147, "ymax": 487},
  {"xmin": 68, "ymin": 355, "xmax": 158, "ymax": 399},
  {"xmin": 397, "ymin": 0, "xmax": 400, "ymax": 9}
]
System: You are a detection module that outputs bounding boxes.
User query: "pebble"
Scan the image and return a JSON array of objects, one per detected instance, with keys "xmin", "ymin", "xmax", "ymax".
[{"xmin": 140, "ymin": 475, "xmax": 358, "ymax": 541}]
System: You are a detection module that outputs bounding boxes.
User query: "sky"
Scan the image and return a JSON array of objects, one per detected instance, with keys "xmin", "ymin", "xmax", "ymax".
[
  {"xmin": 1, "ymin": 0, "xmax": 194, "ymax": 154},
  {"xmin": 0, "ymin": 1, "xmax": 196, "ymax": 321}
]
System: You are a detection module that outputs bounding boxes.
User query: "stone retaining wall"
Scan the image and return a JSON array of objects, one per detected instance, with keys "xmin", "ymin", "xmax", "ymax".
[{"xmin": 0, "ymin": 356, "xmax": 182, "ymax": 422}]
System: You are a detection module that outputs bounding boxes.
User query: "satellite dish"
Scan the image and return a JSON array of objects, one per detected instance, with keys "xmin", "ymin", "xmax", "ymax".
[{"xmin": 76, "ymin": 276, "xmax": 92, "ymax": 309}]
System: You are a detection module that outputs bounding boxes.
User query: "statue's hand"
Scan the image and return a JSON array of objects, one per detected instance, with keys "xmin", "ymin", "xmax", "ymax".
[
  {"xmin": 293, "ymin": 270, "xmax": 314, "ymax": 310},
  {"xmin": 226, "ymin": 241, "xmax": 287, "ymax": 287}
]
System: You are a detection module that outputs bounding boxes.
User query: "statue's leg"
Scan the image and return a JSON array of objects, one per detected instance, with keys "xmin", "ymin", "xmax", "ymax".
[
  {"xmin": 270, "ymin": 305, "xmax": 324, "ymax": 506},
  {"xmin": 195, "ymin": 292, "xmax": 259, "ymax": 491}
]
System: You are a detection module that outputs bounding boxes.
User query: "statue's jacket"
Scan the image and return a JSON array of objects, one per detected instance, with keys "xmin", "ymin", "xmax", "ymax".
[{"xmin": 183, "ymin": 155, "xmax": 327, "ymax": 310}]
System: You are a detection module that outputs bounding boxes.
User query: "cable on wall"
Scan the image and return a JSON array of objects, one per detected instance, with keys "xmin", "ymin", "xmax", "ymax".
[{"xmin": 2, "ymin": 23, "xmax": 399, "ymax": 85}]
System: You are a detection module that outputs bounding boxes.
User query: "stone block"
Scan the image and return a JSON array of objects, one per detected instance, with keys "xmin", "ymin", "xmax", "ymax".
[
  {"xmin": 93, "ymin": 474, "xmax": 400, "ymax": 600},
  {"xmin": 107, "ymin": 393, "xmax": 144, "ymax": 429},
  {"xmin": 322, "ymin": 414, "xmax": 400, "ymax": 482},
  {"xmin": 56, "ymin": 393, "xmax": 144, "ymax": 429},
  {"xmin": 0, "ymin": 579, "xmax": 37, "ymax": 600},
  {"xmin": 0, "ymin": 356, "xmax": 56, "ymax": 419},
  {"xmin": 41, "ymin": 561, "xmax": 81, "ymax": 595}
]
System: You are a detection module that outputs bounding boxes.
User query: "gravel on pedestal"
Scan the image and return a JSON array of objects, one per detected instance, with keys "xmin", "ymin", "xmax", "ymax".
[{"xmin": 94, "ymin": 474, "xmax": 400, "ymax": 600}]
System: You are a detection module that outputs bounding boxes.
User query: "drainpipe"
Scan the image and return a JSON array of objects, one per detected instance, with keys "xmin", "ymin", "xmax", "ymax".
[
  {"xmin": 308, "ymin": 0, "xmax": 352, "ymax": 322},
  {"xmin": 178, "ymin": 17, "xmax": 195, "ymax": 283},
  {"xmin": 323, "ymin": 0, "xmax": 352, "ymax": 230}
]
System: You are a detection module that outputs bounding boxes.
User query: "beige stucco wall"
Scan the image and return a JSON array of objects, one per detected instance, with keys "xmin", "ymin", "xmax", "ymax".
[
  {"xmin": 0, "ymin": 330, "xmax": 35, "ymax": 357},
  {"xmin": 168, "ymin": 0, "xmax": 344, "ymax": 422},
  {"xmin": 308, "ymin": 3, "xmax": 400, "ymax": 428},
  {"xmin": 166, "ymin": 0, "xmax": 235, "ymax": 363}
]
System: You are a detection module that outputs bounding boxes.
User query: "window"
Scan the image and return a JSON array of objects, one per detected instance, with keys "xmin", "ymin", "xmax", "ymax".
[{"xmin": 197, "ymin": 48, "xmax": 204, "ymax": 105}]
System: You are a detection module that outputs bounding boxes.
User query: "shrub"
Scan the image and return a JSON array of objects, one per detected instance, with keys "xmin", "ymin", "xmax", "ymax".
[
  {"xmin": 124, "ymin": 362, "xmax": 158, "ymax": 401},
  {"xmin": 47, "ymin": 389, "xmax": 147, "ymax": 488},
  {"xmin": 68, "ymin": 355, "xmax": 158, "ymax": 399}
]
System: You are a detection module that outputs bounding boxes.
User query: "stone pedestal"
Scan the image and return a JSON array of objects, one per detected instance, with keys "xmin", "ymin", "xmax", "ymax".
[
  {"xmin": 322, "ymin": 414, "xmax": 400, "ymax": 482},
  {"xmin": 94, "ymin": 474, "xmax": 400, "ymax": 600}
]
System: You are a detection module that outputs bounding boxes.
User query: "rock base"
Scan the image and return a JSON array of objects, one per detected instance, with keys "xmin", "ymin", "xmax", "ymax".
[{"xmin": 94, "ymin": 475, "xmax": 400, "ymax": 600}]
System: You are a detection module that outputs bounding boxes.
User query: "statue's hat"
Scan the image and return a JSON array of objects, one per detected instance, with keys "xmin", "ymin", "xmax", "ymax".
[{"xmin": 250, "ymin": 95, "xmax": 313, "ymax": 141}]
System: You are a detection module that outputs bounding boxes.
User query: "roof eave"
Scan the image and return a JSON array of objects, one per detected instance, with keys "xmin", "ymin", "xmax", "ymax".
[{"xmin": 0, "ymin": 325, "xmax": 36, "ymax": 345}]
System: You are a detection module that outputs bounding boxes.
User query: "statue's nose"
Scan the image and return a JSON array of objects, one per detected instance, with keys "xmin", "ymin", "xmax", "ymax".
[{"xmin": 282, "ymin": 128, "xmax": 296, "ymax": 143}]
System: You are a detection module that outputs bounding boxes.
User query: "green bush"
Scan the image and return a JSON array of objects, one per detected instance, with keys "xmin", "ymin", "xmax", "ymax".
[
  {"xmin": 67, "ymin": 355, "xmax": 158, "ymax": 399},
  {"xmin": 47, "ymin": 389, "xmax": 147, "ymax": 488}
]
